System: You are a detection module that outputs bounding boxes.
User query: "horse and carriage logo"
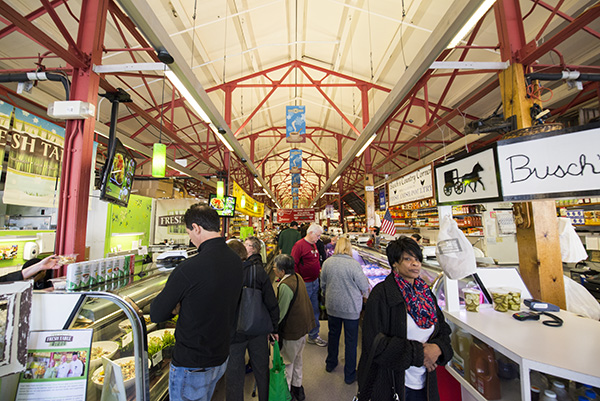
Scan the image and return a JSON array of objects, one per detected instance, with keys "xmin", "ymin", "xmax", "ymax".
[{"xmin": 443, "ymin": 162, "xmax": 485, "ymax": 196}]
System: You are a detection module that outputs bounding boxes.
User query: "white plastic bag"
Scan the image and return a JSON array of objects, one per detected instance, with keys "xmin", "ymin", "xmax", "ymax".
[
  {"xmin": 564, "ymin": 275, "xmax": 600, "ymax": 320},
  {"xmin": 436, "ymin": 215, "xmax": 477, "ymax": 280},
  {"xmin": 558, "ymin": 217, "xmax": 588, "ymax": 263}
]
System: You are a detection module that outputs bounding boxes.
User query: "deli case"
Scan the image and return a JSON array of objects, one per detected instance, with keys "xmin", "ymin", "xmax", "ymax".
[{"xmin": 4, "ymin": 266, "xmax": 173, "ymax": 401}]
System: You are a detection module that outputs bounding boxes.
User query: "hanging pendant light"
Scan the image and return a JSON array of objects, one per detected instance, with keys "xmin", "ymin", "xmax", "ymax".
[
  {"xmin": 152, "ymin": 67, "xmax": 168, "ymax": 178},
  {"xmin": 253, "ymin": 202, "xmax": 258, "ymax": 213},
  {"xmin": 216, "ymin": 180, "xmax": 225, "ymax": 198},
  {"xmin": 152, "ymin": 143, "xmax": 167, "ymax": 177},
  {"xmin": 241, "ymin": 194, "xmax": 246, "ymax": 208}
]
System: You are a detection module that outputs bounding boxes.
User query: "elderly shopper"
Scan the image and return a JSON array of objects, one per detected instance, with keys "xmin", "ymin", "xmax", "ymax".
[
  {"xmin": 357, "ymin": 237, "xmax": 453, "ymax": 401},
  {"xmin": 320, "ymin": 237, "xmax": 369, "ymax": 384},
  {"xmin": 291, "ymin": 223, "xmax": 327, "ymax": 346},
  {"xmin": 273, "ymin": 254, "xmax": 315, "ymax": 401}
]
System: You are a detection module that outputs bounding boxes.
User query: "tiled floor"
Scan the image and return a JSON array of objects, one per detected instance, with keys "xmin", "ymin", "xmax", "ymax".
[{"xmin": 212, "ymin": 320, "xmax": 361, "ymax": 400}]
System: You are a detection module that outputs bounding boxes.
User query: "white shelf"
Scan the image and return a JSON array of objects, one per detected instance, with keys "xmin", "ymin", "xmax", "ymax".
[
  {"xmin": 444, "ymin": 306, "xmax": 600, "ymax": 401},
  {"xmin": 446, "ymin": 365, "xmax": 522, "ymax": 401}
]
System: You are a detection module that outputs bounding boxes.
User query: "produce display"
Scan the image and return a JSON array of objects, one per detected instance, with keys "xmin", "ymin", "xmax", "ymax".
[{"xmin": 147, "ymin": 329, "xmax": 175, "ymax": 359}]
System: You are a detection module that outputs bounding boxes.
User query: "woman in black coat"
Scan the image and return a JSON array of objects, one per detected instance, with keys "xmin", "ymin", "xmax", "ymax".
[
  {"xmin": 226, "ymin": 237, "xmax": 279, "ymax": 401},
  {"xmin": 357, "ymin": 237, "xmax": 453, "ymax": 401}
]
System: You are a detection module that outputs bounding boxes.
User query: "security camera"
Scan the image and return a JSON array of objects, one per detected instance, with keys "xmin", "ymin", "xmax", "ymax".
[
  {"xmin": 241, "ymin": 158, "xmax": 247, "ymax": 163},
  {"xmin": 254, "ymin": 174, "xmax": 258, "ymax": 178},
  {"xmin": 218, "ymin": 128, "xmax": 227, "ymax": 135}
]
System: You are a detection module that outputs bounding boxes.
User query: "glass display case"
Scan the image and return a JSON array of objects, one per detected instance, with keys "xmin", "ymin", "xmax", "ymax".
[{"xmin": 29, "ymin": 266, "xmax": 173, "ymax": 401}]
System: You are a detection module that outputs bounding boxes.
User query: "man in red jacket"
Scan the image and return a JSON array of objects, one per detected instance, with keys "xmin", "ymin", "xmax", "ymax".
[{"xmin": 291, "ymin": 223, "xmax": 327, "ymax": 346}]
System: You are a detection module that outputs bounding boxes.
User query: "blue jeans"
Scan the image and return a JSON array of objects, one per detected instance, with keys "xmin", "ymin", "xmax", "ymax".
[
  {"xmin": 405, "ymin": 387, "xmax": 427, "ymax": 401},
  {"xmin": 325, "ymin": 315, "xmax": 359, "ymax": 383},
  {"xmin": 304, "ymin": 279, "xmax": 320, "ymax": 339},
  {"xmin": 169, "ymin": 359, "xmax": 228, "ymax": 401}
]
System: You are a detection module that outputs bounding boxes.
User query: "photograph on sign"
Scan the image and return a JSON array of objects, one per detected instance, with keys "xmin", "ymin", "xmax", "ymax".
[
  {"xmin": 435, "ymin": 146, "xmax": 502, "ymax": 205},
  {"xmin": 497, "ymin": 125, "xmax": 600, "ymax": 201},
  {"xmin": 389, "ymin": 165, "xmax": 434, "ymax": 206}
]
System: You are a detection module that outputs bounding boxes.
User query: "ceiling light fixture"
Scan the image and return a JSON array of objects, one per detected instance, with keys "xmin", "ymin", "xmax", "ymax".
[
  {"xmin": 356, "ymin": 133, "xmax": 377, "ymax": 158},
  {"xmin": 447, "ymin": 0, "xmax": 496, "ymax": 49},
  {"xmin": 254, "ymin": 178, "xmax": 262, "ymax": 187},
  {"xmin": 152, "ymin": 68, "xmax": 168, "ymax": 178},
  {"xmin": 332, "ymin": 175, "xmax": 341, "ymax": 185},
  {"xmin": 165, "ymin": 70, "xmax": 211, "ymax": 122},
  {"xmin": 216, "ymin": 180, "xmax": 225, "ymax": 198}
]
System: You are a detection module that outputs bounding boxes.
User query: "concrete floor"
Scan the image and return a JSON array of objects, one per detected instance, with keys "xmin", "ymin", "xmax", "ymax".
[{"xmin": 212, "ymin": 320, "xmax": 360, "ymax": 401}]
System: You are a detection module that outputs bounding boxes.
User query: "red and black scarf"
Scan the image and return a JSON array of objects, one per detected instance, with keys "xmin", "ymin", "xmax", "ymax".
[{"xmin": 393, "ymin": 272, "xmax": 438, "ymax": 329}]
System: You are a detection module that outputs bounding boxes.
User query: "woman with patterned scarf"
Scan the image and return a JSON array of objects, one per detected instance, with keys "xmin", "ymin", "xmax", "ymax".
[{"xmin": 357, "ymin": 237, "xmax": 453, "ymax": 401}]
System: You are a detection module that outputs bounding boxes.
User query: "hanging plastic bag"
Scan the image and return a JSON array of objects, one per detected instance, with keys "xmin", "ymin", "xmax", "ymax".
[
  {"xmin": 564, "ymin": 275, "xmax": 600, "ymax": 320},
  {"xmin": 268, "ymin": 341, "xmax": 292, "ymax": 401},
  {"xmin": 436, "ymin": 215, "xmax": 477, "ymax": 280},
  {"xmin": 558, "ymin": 217, "xmax": 588, "ymax": 263}
]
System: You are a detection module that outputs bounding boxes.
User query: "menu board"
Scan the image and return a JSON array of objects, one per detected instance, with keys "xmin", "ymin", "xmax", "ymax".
[{"xmin": 209, "ymin": 194, "xmax": 237, "ymax": 217}]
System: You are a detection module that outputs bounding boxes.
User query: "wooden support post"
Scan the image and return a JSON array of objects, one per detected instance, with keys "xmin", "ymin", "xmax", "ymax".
[
  {"xmin": 365, "ymin": 173, "xmax": 375, "ymax": 229},
  {"xmin": 514, "ymin": 201, "xmax": 565, "ymax": 307},
  {"xmin": 498, "ymin": 63, "xmax": 566, "ymax": 308}
]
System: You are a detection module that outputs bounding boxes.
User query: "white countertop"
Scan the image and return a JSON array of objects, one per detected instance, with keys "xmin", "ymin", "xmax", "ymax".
[{"xmin": 444, "ymin": 306, "xmax": 600, "ymax": 386}]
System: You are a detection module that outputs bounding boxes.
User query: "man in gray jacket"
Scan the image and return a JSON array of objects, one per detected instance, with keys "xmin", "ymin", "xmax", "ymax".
[{"xmin": 320, "ymin": 237, "xmax": 369, "ymax": 384}]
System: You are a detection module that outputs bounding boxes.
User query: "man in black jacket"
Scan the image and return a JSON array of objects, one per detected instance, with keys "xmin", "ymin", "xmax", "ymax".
[{"xmin": 150, "ymin": 205, "xmax": 243, "ymax": 401}]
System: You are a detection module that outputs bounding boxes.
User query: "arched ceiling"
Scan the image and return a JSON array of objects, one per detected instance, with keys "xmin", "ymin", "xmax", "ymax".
[{"xmin": 0, "ymin": 0, "xmax": 598, "ymax": 210}]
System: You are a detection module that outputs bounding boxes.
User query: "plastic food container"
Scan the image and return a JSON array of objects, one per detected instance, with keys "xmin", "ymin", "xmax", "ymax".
[
  {"xmin": 489, "ymin": 288, "xmax": 510, "ymax": 312},
  {"xmin": 462, "ymin": 288, "xmax": 482, "ymax": 312},
  {"xmin": 505, "ymin": 287, "xmax": 522, "ymax": 311}
]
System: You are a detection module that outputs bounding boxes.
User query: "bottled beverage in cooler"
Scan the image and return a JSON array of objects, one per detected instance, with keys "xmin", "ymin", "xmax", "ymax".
[
  {"xmin": 585, "ymin": 390, "xmax": 598, "ymax": 400},
  {"xmin": 551, "ymin": 381, "xmax": 571, "ymax": 401},
  {"xmin": 542, "ymin": 390, "xmax": 558, "ymax": 401},
  {"xmin": 469, "ymin": 339, "xmax": 501, "ymax": 400}
]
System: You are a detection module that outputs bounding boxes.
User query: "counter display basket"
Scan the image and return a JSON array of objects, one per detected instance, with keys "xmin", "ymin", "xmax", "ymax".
[{"xmin": 26, "ymin": 267, "xmax": 174, "ymax": 401}]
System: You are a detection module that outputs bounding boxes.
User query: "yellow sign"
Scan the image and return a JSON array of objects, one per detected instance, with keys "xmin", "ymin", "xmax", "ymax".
[{"xmin": 232, "ymin": 181, "xmax": 264, "ymax": 217}]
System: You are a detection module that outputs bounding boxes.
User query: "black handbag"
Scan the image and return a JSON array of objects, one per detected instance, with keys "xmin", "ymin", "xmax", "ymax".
[{"xmin": 236, "ymin": 263, "xmax": 273, "ymax": 336}]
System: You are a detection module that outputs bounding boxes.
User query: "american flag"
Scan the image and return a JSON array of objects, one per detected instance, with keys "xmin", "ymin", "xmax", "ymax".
[{"xmin": 380, "ymin": 208, "xmax": 397, "ymax": 236}]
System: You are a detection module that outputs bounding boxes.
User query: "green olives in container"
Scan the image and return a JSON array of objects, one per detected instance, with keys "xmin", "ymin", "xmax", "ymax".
[
  {"xmin": 490, "ymin": 288, "xmax": 510, "ymax": 312},
  {"xmin": 462, "ymin": 288, "xmax": 482, "ymax": 312},
  {"xmin": 505, "ymin": 287, "xmax": 522, "ymax": 311}
]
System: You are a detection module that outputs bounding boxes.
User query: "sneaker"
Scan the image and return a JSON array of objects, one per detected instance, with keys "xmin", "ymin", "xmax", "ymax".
[
  {"xmin": 291, "ymin": 385, "xmax": 306, "ymax": 401},
  {"xmin": 307, "ymin": 336, "xmax": 328, "ymax": 347}
]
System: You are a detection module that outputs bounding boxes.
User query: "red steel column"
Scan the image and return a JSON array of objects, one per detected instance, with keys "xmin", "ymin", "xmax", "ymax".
[{"xmin": 55, "ymin": 0, "xmax": 108, "ymax": 270}]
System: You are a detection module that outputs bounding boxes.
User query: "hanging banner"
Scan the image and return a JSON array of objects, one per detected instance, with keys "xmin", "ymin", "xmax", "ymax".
[
  {"xmin": 378, "ymin": 187, "xmax": 386, "ymax": 210},
  {"xmin": 286, "ymin": 105, "xmax": 306, "ymax": 143},
  {"xmin": 434, "ymin": 145, "xmax": 502, "ymax": 205},
  {"xmin": 0, "ymin": 101, "xmax": 15, "ymax": 175},
  {"xmin": 497, "ymin": 126, "xmax": 600, "ymax": 200},
  {"xmin": 388, "ymin": 165, "xmax": 434, "ymax": 206},
  {"xmin": 290, "ymin": 149, "xmax": 302, "ymax": 173},
  {"xmin": 277, "ymin": 208, "xmax": 315, "ymax": 223},
  {"xmin": 232, "ymin": 181, "xmax": 264, "ymax": 217},
  {"xmin": 291, "ymin": 173, "xmax": 300, "ymax": 188},
  {"xmin": 291, "ymin": 187, "xmax": 299, "ymax": 195},
  {"xmin": 3, "ymin": 108, "xmax": 65, "ymax": 207}
]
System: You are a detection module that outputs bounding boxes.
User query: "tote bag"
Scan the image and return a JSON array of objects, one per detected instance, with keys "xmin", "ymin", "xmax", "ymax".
[
  {"xmin": 236, "ymin": 264, "xmax": 273, "ymax": 336},
  {"xmin": 269, "ymin": 342, "xmax": 292, "ymax": 401}
]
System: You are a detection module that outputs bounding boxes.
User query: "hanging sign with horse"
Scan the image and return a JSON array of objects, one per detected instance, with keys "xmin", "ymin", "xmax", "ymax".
[{"xmin": 434, "ymin": 145, "xmax": 503, "ymax": 205}]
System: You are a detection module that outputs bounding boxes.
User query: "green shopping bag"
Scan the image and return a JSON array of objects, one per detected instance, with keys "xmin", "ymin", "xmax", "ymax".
[{"xmin": 269, "ymin": 341, "xmax": 292, "ymax": 401}]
